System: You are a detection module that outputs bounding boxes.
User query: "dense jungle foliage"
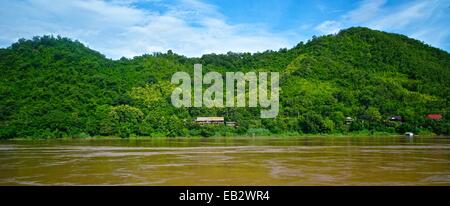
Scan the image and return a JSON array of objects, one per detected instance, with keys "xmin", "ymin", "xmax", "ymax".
[{"xmin": 0, "ymin": 27, "xmax": 449, "ymax": 138}]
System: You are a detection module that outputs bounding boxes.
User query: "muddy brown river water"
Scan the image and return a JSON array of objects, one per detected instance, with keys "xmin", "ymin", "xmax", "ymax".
[{"xmin": 0, "ymin": 136, "xmax": 449, "ymax": 185}]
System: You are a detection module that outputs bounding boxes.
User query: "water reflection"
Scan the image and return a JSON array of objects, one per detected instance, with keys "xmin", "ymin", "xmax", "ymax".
[{"xmin": 0, "ymin": 136, "xmax": 449, "ymax": 185}]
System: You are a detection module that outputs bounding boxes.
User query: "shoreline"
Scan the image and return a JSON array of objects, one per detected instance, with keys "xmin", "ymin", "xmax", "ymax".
[{"xmin": 4, "ymin": 133, "xmax": 446, "ymax": 141}]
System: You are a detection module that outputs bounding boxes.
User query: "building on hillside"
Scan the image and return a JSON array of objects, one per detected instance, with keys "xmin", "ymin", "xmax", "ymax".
[
  {"xmin": 425, "ymin": 114, "xmax": 442, "ymax": 120},
  {"xmin": 194, "ymin": 117, "xmax": 225, "ymax": 125}
]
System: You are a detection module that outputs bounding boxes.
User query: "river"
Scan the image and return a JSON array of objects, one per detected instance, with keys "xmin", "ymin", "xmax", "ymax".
[{"xmin": 0, "ymin": 136, "xmax": 449, "ymax": 185}]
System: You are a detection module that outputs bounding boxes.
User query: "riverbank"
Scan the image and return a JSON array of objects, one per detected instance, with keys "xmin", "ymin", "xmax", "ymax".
[{"xmin": 6, "ymin": 131, "xmax": 445, "ymax": 141}]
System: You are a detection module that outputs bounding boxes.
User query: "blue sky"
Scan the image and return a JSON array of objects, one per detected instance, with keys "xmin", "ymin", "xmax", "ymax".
[{"xmin": 0, "ymin": 0, "xmax": 449, "ymax": 59}]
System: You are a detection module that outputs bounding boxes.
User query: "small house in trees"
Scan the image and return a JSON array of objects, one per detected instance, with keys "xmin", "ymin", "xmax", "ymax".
[
  {"xmin": 345, "ymin": 117, "xmax": 353, "ymax": 124},
  {"xmin": 388, "ymin": 116, "xmax": 402, "ymax": 122},
  {"xmin": 425, "ymin": 114, "xmax": 442, "ymax": 120},
  {"xmin": 225, "ymin": 121, "xmax": 237, "ymax": 127}
]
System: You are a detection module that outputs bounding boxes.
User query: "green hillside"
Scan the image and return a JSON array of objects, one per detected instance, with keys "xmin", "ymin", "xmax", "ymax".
[{"xmin": 0, "ymin": 27, "xmax": 449, "ymax": 138}]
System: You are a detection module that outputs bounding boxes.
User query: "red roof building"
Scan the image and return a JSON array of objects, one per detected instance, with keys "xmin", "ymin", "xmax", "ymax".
[{"xmin": 425, "ymin": 114, "xmax": 442, "ymax": 120}]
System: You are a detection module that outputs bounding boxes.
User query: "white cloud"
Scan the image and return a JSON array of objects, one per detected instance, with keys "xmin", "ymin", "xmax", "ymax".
[
  {"xmin": 366, "ymin": 1, "xmax": 434, "ymax": 29},
  {"xmin": 315, "ymin": 0, "xmax": 450, "ymax": 50},
  {"xmin": 345, "ymin": 0, "xmax": 386, "ymax": 23},
  {"xmin": 0, "ymin": 0, "xmax": 291, "ymax": 59},
  {"xmin": 315, "ymin": 20, "xmax": 342, "ymax": 34}
]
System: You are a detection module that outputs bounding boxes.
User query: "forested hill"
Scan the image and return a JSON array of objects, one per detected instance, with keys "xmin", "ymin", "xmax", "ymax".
[{"xmin": 0, "ymin": 27, "xmax": 449, "ymax": 138}]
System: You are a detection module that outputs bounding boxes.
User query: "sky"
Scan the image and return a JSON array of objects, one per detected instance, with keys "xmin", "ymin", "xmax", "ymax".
[{"xmin": 0, "ymin": 0, "xmax": 449, "ymax": 59}]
